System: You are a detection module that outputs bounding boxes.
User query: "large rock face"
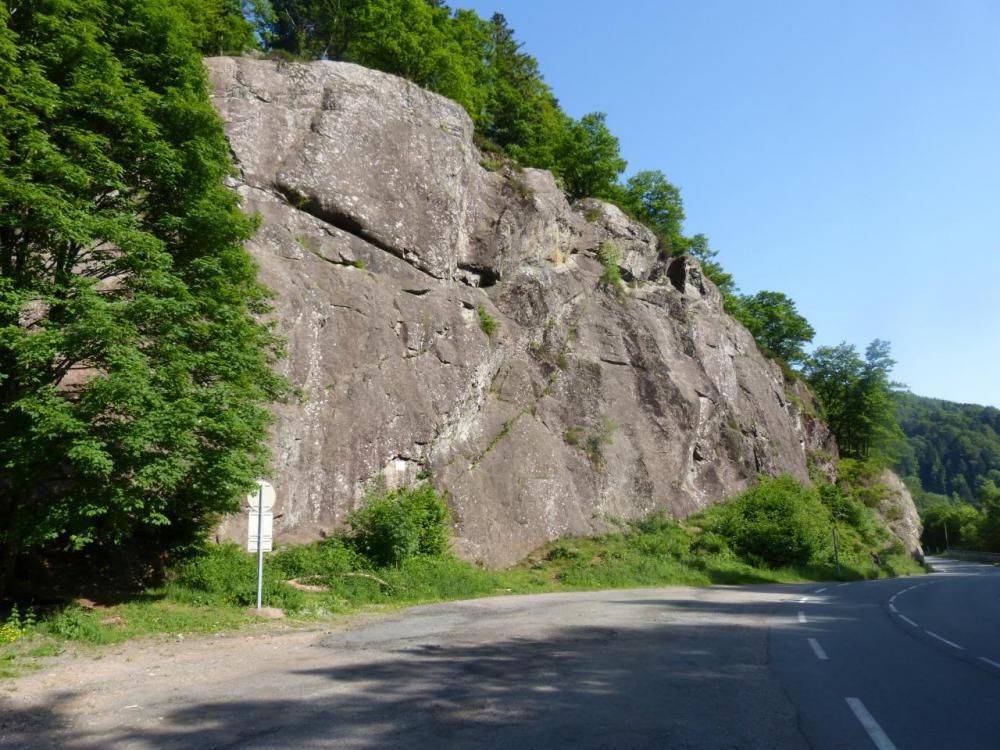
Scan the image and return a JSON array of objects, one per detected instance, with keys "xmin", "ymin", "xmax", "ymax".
[{"xmin": 207, "ymin": 57, "xmax": 838, "ymax": 566}]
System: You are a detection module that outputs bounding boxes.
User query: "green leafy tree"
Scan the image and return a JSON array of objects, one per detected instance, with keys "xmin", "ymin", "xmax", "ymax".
[
  {"xmin": 0, "ymin": 0, "xmax": 287, "ymax": 594},
  {"xmin": 176, "ymin": 0, "xmax": 261, "ymax": 54},
  {"xmin": 733, "ymin": 290, "xmax": 815, "ymax": 365},
  {"xmin": 804, "ymin": 340, "xmax": 901, "ymax": 460},
  {"xmin": 555, "ymin": 112, "xmax": 627, "ymax": 200},
  {"xmin": 618, "ymin": 170, "xmax": 687, "ymax": 255}
]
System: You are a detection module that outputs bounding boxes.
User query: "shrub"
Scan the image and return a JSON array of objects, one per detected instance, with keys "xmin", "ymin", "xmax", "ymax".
[
  {"xmin": 597, "ymin": 241, "xmax": 624, "ymax": 294},
  {"xmin": 478, "ymin": 306, "xmax": 499, "ymax": 337},
  {"xmin": 171, "ymin": 543, "xmax": 306, "ymax": 610},
  {"xmin": 700, "ymin": 476, "xmax": 830, "ymax": 568},
  {"xmin": 348, "ymin": 483, "xmax": 452, "ymax": 567}
]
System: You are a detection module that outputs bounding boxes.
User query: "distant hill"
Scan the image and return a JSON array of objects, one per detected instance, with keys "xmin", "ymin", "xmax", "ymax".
[{"xmin": 893, "ymin": 392, "xmax": 1000, "ymax": 505}]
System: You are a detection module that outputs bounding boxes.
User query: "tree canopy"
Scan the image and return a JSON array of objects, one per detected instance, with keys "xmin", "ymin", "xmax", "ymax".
[
  {"xmin": 804, "ymin": 340, "xmax": 902, "ymax": 460},
  {"xmin": 0, "ymin": 0, "xmax": 287, "ymax": 594},
  {"xmin": 732, "ymin": 291, "xmax": 815, "ymax": 365}
]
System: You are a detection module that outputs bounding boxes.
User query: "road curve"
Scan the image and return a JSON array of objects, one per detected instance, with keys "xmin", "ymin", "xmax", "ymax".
[
  {"xmin": 771, "ymin": 556, "xmax": 1000, "ymax": 750},
  {"xmin": 2, "ymin": 558, "xmax": 999, "ymax": 748}
]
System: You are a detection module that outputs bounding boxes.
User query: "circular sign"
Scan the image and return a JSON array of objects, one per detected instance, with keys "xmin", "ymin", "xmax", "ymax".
[{"xmin": 247, "ymin": 479, "xmax": 276, "ymax": 511}]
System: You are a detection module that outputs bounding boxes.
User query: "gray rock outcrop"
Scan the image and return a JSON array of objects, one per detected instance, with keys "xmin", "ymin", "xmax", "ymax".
[{"xmin": 207, "ymin": 57, "xmax": 839, "ymax": 566}]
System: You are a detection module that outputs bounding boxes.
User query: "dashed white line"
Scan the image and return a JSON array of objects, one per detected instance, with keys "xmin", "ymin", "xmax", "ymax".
[
  {"xmin": 798, "ymin": 611, "xmax": 807, "ymax": 623},
  {"xmin": 836, "ymin": 582, "xmax": 850, "ymax": 587},
  {"xmin": 808, "ymin": 638, "xmax": 829, "ymax": 661},
  {"xmin": 814, "ymin": 587, "xmax": 828, "ymax": 594},
  {"xmin": 846, "ymin": 697, "xmax": 899, "ymax": 750},
  {"xmin": 925, "ymin": 630, "xmax": 964, "ymax": 650},
  {"xmin": 798, "ymin": 596, "xmax": 811, "ymax": 603},
  {"xmin": 899, "ymin": 615, "xmax": 918, "ymax": 627},
  {"xmin": 979, "ymin": 656, "xmax": 1000, "ymax": 670},
  {"xmin": 888, "ymin": 603, "xmax": 897, "ymax": 613}
]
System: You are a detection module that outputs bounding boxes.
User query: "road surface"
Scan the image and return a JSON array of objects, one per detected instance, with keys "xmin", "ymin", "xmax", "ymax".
[{"xmin": 1, "ymin": 556, "xmax": 997, "ymax": 748}]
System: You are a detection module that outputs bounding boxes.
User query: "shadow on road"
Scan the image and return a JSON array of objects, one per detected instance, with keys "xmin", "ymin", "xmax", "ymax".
[{"xmin": 0, "ymin": 606, "xmax": 810, "ymax": 750}]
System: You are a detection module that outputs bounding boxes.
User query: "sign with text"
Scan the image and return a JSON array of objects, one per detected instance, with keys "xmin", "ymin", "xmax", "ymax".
[
  {"xmin": 247, "ymin": 480, "xmax": 276, "ymax": 553},
  {"xmin": 247, "ymin": 510, "xmax": 273, "ymax": 553}
]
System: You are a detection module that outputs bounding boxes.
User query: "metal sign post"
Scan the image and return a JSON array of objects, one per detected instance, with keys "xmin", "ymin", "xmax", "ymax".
[
  {"xmin": 831, "ymin": 525, "xmax": 841, "ymax": 576},
  {"xmin": 247, "ymin": 480, "xmax": 275, "ymax": 610}
]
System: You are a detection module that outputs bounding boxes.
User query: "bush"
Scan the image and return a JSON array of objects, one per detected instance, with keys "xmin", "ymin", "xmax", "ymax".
[
  {"xmin": 597, "ymin": 241, "xmax": 624, "ymax": 295},
  {"xmin": 170, "ymin": 543, "xmax": 306, "ymax": 610},
  {"xmin": 348, "ymin": 483, "xmax": 452, "ymax": 567},
  {"xmin": 699, "ymin": 476, "xmax": 830, "ymax": 568},
  {"xmin": 478, "ymin": 306, "xmax": 499, "ymax": 337}
]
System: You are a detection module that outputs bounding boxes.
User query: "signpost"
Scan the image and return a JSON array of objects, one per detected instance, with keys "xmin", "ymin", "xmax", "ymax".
[{"xmin": 247, "ymin": 480, "xmax": 276, "ymax": 610}]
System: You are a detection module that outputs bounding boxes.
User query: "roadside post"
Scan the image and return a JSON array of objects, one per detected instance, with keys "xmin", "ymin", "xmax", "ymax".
[
  {"xmin": 944, "ymin": 522, "xmax": 949, "ymax": 553},
  {"xmin": 831, "ymin": 525, "xmax": 841, "ymax": 576},
  {"xmin": 247, "ymin": 479, "xmax": 275, "ymax": 610}
]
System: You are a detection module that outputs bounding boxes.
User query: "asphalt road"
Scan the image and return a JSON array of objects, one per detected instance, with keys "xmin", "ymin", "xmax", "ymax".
[
  {"xmin": 2, "ymin": 557, "xmax": 998, "ymax": 749},
  {"xmin": 771, "ymin": 556, "xmax": 1000, "ymax": 750}
]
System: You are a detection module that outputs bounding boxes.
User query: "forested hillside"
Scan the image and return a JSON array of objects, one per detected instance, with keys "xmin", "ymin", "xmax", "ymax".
[{"xmin": 893, "ymin": 393, "xmax": 1000, "ymax": 505}]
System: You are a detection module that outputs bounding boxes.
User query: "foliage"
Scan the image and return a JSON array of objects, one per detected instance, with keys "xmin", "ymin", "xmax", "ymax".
[
  {"xmin": 555, "ymin": 113, "xmax": 627, "ymax": 200},
  {"xmin": 804, "ymin": 340, "xmax": 902, "ymax": 460},
  {"xmin": 696, "ymin": 476, "xmax": 830, "ymax": 567},
  {"xmin": 618, "ymin": 170, "xmax": 687, "ymax": 255},
  {"xmin": 731, "ymin": 291, "xmax": 815, "ymax": 365},
  {"xmin": 171, "ymin": 542, "xmax": 307, "ymax": 609},
  {"xmin": 347, "ymin": 482, "xmax": 452, "ymax": 567},
  {"xmin": 921, "ymin": 502, "xmax": 982, "ymax": 551},
  {"xmin": 893, "ymin": 391, "xmax": 1000, "ymax": 503},
  {"xmin": 0, "ymin": 0, "xmax": 289, "ymax": 595},
  {"xmin": 597, "ymin": 242, "xmax": 624, "ymax": 295},
  {"xmin": 176, "ymin": 0, "xmax": 261, "ymax": 54},
  {"xmin": 477, "ymin": 306, "xmax": 499, "ymax": 337}
]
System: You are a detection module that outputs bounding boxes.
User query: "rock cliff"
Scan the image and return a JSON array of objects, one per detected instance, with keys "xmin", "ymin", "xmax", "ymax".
[{"xmin": 207, "ymin": 57, "xmax": 839, "ymax": 566}]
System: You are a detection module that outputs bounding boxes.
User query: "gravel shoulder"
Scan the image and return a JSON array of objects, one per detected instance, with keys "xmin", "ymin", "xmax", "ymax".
[{"xmin": 1, "ymin": 584, "xmax": 813, "ymax": 749}]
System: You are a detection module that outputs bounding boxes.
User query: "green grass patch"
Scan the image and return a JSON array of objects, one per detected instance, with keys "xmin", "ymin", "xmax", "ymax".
[{"xmin": 0, "ymin": 475, "xmax": 925, "ymax": 661}]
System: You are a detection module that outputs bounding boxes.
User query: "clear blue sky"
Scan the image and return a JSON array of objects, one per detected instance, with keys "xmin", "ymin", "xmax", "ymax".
[{"xmin": 463, "ymin": 0, "xmax": 1000, "ymax": 407}]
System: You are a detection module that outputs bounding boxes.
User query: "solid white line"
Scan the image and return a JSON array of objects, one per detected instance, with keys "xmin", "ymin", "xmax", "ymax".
[
  {"xmin": 814, "ymin": 587, "xmax": 828, "ymax": 594},
  {"xmin": 888, "ymin": 603, "xmax": 898, "ymax": 613},
  {"xmin": 979, "ymin": 656, "xmax": 1000, "ymax": 670},
  {"xmin": 846, "ymin": 697, "xmax": 899, "ymax": 750},
  {"xmin": 808, "ymin": 638, "xmax": 828, "ymax": 660},
  {"xmin": 925, "ymin": 630, "xmax": 964, "ymax": 650},
  {"xmin": 899, "ymin": 615, "xmax": 918, "ymax": 627},
  {"xmin": 798, "ymin": 611, "xmax": 807, "ymax": 623}
]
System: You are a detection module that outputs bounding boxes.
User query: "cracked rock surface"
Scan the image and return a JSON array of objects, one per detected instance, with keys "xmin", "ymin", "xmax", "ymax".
[{"xmin": 207, "ymin": 57, "xmax": 842, "ymax": 566}]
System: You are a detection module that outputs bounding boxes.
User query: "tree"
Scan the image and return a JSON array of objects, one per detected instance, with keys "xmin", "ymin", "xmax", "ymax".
[
  {"xmin": 0, "ymin": 0, "xmax": 287, "ymax": 594},
  {"xmin": 804, "ymin": 340, "xmax": 901, "ymax": 460},
  {"xmin": 733, "ymin": 291, "xmax": 815, "ymax": 365},
  {"xmin": 618, "ymin": 170, "xmax": 687, "ymax": 255},
  {"xmin": 176, "ymin": 0, "xmax": 260, "ymax": 55},
  {"xmin": 555, "ymin": 112, "xmax": 627, "ymax": 200}
]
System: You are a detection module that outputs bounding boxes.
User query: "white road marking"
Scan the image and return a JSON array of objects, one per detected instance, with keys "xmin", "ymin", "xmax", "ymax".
[
  {"xmin": 899, "ymin": 615, "xmax": 918, "ymax": 627},
  {"xmin": 798, "ymin": 611, "xmax": 807, "ymax": 623},
  {"xmin": 979, "ymin": 657, "xmax": 1000, "ymax": 670},
  {"xmin": 814, "ymin": 587, "xmax": 827, "ymax": 594},
  {"xmin": 836, "ymin": 582, "xmax": 850, "ymax": 587},
  {"xmin": 888, "ymin": 603, "xmax": 897, "ymax": 613},
  {"xmin": 925, "ymin": 630, "xmax": 964, "ymax": 650},
  {"xmin": 798, "ymin": 596, "xmax": 811, "ymax": 603},
  {"xmin": 846, "ymin": 697, "xmax": 899, "ymax": 750},
  {"xmin": 808, "ymin": 638, "xmax": 828, "ymax": 660}
]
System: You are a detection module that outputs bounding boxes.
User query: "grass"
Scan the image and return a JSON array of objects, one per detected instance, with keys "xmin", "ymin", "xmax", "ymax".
[
  {"xmin": 0, "ymin": 476, "xmax": 925, "ymax": 669},
  {"xmin": 477, "ymin": 306, "xmax": 499, "ymax": 337}
]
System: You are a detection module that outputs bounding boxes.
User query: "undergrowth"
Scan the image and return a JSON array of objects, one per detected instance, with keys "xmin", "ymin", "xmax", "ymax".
[{"xmin": 0, "ymin": 475, "xmax": 924, "ymax": 660}]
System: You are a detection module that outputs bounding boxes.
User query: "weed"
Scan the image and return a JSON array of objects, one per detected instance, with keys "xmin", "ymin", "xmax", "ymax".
[
  {"xmin": 597, "ymin": 241, "xmax": 624, "ymax": 297},
  {"xmin": 478, "ymin": 306, "xmax": 499, "ymax": 337},
  {"xmin": 584, "ymin": 207, "xmax": 602, "ymax": 223},
  {"xmin": 351, "ymin": 259, "xmax": 366, "ymax": 270}
]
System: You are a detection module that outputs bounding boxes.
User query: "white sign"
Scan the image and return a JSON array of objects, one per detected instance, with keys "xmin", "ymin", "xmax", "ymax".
[
  {"xmin": 248, "ymin": 511, "xmax": 273, "ymax": 553},
  {"xmin": 247, "ymin": 480, "xmax": 276, "ymax": 511},
  {"xmin": 247, "ymin": 479, "xmax": 276, "ymax": 553}
]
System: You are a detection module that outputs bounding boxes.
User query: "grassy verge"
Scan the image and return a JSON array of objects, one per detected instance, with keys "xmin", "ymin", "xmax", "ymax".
[{"xmin": 0, "ymin": 475, "xmax": 925, "ymax": 670}]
